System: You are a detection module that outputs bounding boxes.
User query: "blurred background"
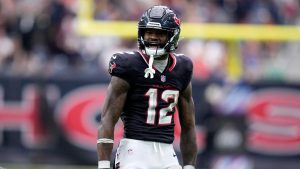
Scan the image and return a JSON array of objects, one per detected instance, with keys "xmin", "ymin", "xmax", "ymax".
[{"xmin": 1, "ymin": 0, "xmax": 300, "ymax": 169}]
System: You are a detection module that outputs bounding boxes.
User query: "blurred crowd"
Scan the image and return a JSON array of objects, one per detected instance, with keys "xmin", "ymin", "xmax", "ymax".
[{"xmin": 0, "ymin": 0, "xmax": 300, "ymax": 82}]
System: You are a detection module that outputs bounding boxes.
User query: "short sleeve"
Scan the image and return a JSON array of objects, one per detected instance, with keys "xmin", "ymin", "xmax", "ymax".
[
  {"xmin": 182, "ymin": 56, "xmax": 193, "ymax": 90},
  {"xmin": 108, "ymin": 53, "xmax": 131, "ymax": 82}
]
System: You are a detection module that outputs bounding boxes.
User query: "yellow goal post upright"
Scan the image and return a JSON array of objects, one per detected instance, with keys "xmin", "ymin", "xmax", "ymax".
[{"xmin": 76, "ymin": 0, "xmax": 300, "ymax": 80}]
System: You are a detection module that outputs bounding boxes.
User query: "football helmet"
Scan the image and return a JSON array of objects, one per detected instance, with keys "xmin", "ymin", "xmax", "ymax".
[{"xmin": 138, "ymin": 5, "xmax": 181, "ymax": 57}]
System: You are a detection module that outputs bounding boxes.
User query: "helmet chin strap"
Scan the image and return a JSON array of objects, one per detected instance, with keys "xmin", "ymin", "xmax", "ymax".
[
  {"xmin": 144, "ymin": 54, "xmax": 155, "ymax": 79},
  {"xmin": 144, "ymin": 46, "xmax": 166, "ymax": 79}
]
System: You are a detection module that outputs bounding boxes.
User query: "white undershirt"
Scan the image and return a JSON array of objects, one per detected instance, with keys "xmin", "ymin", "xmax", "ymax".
[{"xmin": 153, "ymin": 57, "xmax": 169, "ymax": 73}]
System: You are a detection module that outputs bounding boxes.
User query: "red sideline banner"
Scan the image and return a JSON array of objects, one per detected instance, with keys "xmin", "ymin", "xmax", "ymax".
[{"xmin": 0, "ymin": 77, "xmax": 299, "ymax": 168}]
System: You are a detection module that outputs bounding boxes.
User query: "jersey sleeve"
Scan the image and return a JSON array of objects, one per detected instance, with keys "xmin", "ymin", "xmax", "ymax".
[
  {"xmin": 108, "ymin": 53, "xmax": 131, "ymax": 82},
  {"xmin": 182, "ymin": 56, "xmax": 193, "ymax": 90}
]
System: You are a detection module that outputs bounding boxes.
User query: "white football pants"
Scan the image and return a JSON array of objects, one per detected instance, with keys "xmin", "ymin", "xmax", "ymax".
[{"xmin": 114, "ymin": 138, "xmax": 182, "ymax": 169}]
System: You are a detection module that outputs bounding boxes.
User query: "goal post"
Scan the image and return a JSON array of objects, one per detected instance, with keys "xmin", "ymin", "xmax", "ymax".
[{"xmin": 76, "ymin": 0, "xmax": 300, "ymax": 79}]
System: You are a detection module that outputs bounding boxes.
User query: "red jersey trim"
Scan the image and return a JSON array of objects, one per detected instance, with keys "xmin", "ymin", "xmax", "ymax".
[
  {"xmin": 168, "ymin": 53, "xmax": 177, "ymax": 72},
  {"xmin": 137, "ymin": 51, "xmax": 177, "ymax": 72},
  {"xmin": 138, "ymin": 50, "xmax": 149, "ymax": 65}
]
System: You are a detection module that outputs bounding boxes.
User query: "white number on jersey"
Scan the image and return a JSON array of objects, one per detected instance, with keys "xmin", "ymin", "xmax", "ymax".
[{"xmin": 145, "ymin": 88, "xmax": 179, "ymax": 125}]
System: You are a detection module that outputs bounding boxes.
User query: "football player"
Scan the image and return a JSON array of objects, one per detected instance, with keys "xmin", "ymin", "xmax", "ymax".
[{"xmin": 97, "ymin": 5, "xmax": 197, "ymax": 169}]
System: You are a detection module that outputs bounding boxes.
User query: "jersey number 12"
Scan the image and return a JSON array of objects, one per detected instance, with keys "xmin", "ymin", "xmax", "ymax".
[{"xmin": 145, "ymin": 88, "xmax": 179, "ymax": 125}]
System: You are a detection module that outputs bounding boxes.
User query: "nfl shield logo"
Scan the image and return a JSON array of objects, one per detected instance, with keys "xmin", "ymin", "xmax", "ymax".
[{"xmin": 161, "ymin": 75, "xmax": 166, "ymax": 82}]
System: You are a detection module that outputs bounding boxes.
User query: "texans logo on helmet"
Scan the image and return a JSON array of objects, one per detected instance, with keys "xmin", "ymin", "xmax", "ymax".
[{"xmin": 173, "ymin": 16, "xmax": 181, "ymax": 26}]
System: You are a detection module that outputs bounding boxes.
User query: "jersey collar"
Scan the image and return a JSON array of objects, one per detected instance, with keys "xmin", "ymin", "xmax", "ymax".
[{"xmin": 138, "ymin": 50, "xmax": 177, "ymax": 72}]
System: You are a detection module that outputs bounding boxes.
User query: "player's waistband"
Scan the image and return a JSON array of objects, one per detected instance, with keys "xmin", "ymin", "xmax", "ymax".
[
  {"xmin": 120, "ymin": 138, "xmax": 174, "ymax": 155},
  {"xmin": 121, "ymin": 138, "xmax": 172, "ymax": 146}
]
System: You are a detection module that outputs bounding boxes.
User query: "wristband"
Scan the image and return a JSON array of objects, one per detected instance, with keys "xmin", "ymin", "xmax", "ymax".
[
  {"xmin": 97, "ymin": 138, "xmax": 114, "ymax": 144},
  {"xmin": 183, "ymin": 165, "xmax": 195, "ymax": 169},
  {"xmin": 98, "ymin": 160, "xmax": 110, "ymax": 169}
]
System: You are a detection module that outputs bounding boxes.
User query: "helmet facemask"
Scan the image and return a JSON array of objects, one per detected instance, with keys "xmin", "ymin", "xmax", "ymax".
[
  {"xmin": 140, "ymin": 29, "xmax": 167, "ymax": 58},
  {"xmin": 139, "ymin": 28, "xmax": 180, "ymax": 58}
]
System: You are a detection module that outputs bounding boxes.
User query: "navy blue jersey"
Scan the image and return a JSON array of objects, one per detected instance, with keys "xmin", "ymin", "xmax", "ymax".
[{"xmin": 108, "ymin": 51, "xmax": 193, "ymax": 143}]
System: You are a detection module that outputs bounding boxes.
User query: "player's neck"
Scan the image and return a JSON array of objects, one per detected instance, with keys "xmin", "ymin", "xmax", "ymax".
[
  {"xmin": 153, "ymin": 57, "xmax": 169, "ymax": 73},
  {"xmin": 150, "ymin": 53, "xmax": 169, "ymax": 60}
]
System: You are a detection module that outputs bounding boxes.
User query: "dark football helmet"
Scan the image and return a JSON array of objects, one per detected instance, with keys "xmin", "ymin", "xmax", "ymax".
[{"xmin": 138, "ymin": 5, "xmax": 181, "ymax": 57}]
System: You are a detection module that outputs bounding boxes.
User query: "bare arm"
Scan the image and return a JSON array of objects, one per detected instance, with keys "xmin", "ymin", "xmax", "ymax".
[
  {"xmin": 97, "ymin": 76, "xmax": 129, "ymax": 162},
  {"xmin": 178, "ymin": 82, "xmax": 197, "ymax": 166}
]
